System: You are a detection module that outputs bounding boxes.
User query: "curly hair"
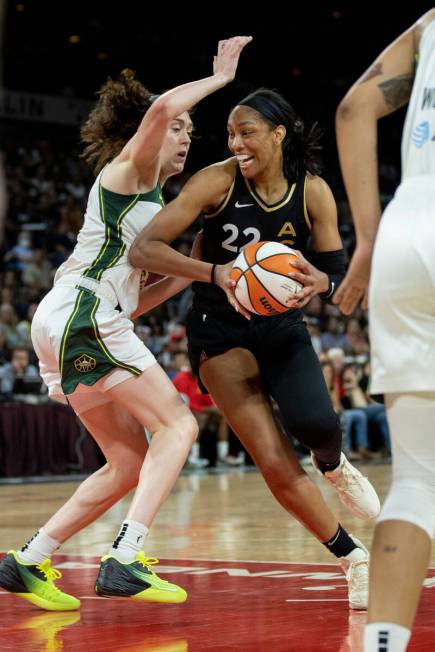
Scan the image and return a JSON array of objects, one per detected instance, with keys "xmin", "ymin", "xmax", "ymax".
[
  {"xmin": 236, "ymin": 88, "xmax": 323, "ymax": 183},
  {"xmin": 81, "ymin": 69, "xmax": 154, "ymax": 174}
]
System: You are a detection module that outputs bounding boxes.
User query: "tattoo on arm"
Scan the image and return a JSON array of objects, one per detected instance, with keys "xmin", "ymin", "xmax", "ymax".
[
  {"xmin": 378, "ymin": 74, "xmax": 413, "ymax": 109},
  {"xmin": 383, "ymin": 544, "xmax": 398, "ymax": 553}
]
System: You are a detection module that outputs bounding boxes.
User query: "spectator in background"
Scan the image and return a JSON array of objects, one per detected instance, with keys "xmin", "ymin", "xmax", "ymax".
[
  {"xmin": 0, "ymin": 347, "xmax": 41, "ymax": 396},
  {"xmin": 16, "ymin": 302, "xmax": 39, "ymax": 347},
  {"xmin": 345, "ymin": 318, "xmax": 370, "ymax": 357},
  {"xmin": 173, "ymin": 351, "xmax": 212, "ymax": 469},
  {"xmin": 320, "ymin": 315, "xmax": 349, "ymax": 352},
  {"xmin": 22, "ymin": 249, "xmax": 54, "ymax": 291},
  {"xmin": 0, "ymin": 302, "xmax": 23, "ymax": 349},
  {"xmin": 3, "ymin": 231, "xmax": 33, "ymax": 272},
  {"xmin": 341, "ymin": 364, "xmax": 391, "ymax": 456},
  {"xmin": 321, "ymin": 360, "xmax": 373, "ymax": 461},
  {"xmin": 172, "ymin": 351, "xmax": 241, "ymax": 467}
]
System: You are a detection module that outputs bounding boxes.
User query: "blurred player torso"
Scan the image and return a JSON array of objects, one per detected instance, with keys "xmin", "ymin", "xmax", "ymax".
[
  {"xmin": 53, "ymin": 172, "xmax": 164, "ymax": 317},
  {"xmin": 402, "ymin": 20, "xmax": 435, "ymax": 179}
]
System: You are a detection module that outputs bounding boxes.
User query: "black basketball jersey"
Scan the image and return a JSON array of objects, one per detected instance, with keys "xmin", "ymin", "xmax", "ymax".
[{"xmin": 192, "ymin": 166, "xmax": 312, "ymax": 311}]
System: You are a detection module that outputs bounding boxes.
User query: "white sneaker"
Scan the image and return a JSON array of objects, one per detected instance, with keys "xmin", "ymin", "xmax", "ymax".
[
  {"xmin": 312, "ymin": 452, "xmax": 381, "ymax": 520},
  {"xmin": 186, "ymin": 457, "xmax": 209, "ymax": 469},
  {"xmin": 340, "ymin": 537, "xmax": 369, "ymax": 610}
]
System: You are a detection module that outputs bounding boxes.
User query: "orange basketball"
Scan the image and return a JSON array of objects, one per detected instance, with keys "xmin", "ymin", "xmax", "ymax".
[{"xmin": 230, "ymin": 241, "xmax": 303, "ymax": 316}]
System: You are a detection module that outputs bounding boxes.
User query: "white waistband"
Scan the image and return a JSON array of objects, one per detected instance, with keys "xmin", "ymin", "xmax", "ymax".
[{"xmin": 56, "ymin": 276, "xmax": 118, "ymax": 307}]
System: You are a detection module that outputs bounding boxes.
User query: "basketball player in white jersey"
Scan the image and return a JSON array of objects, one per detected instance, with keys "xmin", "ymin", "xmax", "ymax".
[
  {"xmin": 335, "ymin": 9, "xmax": 435, "ymax": 651},
  {"xmin": 0, "ymin": 36, "xmax": 252, "ymax": 611}
]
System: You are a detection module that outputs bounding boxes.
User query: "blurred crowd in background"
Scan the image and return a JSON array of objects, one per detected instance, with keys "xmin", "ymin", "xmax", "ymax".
[{"xmin": 0, "ymin": 129, "xmax": 395, "ymax": 469}]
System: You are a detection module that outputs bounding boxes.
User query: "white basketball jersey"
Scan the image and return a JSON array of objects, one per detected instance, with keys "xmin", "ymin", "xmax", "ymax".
[
  {"xmin": 53, "ymin": 171, "xmax": 164, "ymax": 317},
  {"xmin": 402, "ymin": 20, "xmax": 435, "ymax": 179}
]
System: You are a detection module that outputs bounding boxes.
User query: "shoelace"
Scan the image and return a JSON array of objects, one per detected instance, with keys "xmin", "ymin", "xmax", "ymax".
[
  {"xmin": 135, "ymin": 552, "xmax": 159, "ymax": 572},
  {"xmin": 333, "ymin": 465, "xmax": 366, "ymax": 493},
  {"xmin": 348, "ymin": 560, "xmax": 368, "ymax": 592},
  {"xmin": 36, "ymin": 559, "xmax": 62, "ymax": 586}
]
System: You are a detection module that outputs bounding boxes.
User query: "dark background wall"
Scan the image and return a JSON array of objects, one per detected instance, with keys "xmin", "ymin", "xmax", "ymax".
[{"xmin": 3, "ymin": 1, "xmax": 434, "ymax": 189}]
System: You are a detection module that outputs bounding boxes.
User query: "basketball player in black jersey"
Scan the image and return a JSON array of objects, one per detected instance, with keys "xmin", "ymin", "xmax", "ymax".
[{"xmin": 130, "ymin": 88, "xmax": 380, "ymax": 608}]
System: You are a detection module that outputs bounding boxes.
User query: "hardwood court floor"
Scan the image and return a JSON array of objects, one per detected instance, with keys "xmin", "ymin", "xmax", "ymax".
[{"xmin": 1, "ymin": 463, "xmax": 434, "ymax": 651}]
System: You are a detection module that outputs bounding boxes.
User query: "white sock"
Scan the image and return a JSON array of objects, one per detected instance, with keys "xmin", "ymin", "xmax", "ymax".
[
  {"xmin": 109, "ymin": 520, "xmax": 149, "ymax": 563},
  {"xmin": 18, "ymin": 528, "xmax": 60, "ymax": 565},
  {"xmin": 364, "ymin": 623, "xmax": 411, "ymax": 652},
  {"xmin": 218, "ymin": 441, "xmax": 228, "ymax": 459}
]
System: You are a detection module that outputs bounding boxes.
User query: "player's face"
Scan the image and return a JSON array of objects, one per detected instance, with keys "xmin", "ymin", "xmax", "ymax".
[
  {"xmin": 227, "ymin": 106, "xmax": 281, "ymax": 178},
  {"xmin": 160, "ymin": 112, "xmax": 193, "ymax": 178}
]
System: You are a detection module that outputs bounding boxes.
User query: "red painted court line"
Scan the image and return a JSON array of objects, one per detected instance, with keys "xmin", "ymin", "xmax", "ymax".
[{"xmin": 0, "ymin": 555, "xmax": 434, "ymax": 651}]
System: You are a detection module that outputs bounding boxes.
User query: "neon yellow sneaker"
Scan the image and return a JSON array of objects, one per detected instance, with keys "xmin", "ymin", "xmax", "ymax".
[
  {"xmin": 0, "ymin": 550, "xmax": 80, "ymax": 611},
  {"xmin": 95, "ymin": 551, "xmax": 187, "ymax": 604}
]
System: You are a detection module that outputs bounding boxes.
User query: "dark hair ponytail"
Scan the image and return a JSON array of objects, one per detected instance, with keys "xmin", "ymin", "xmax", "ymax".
[{"xmin": 236, "ymin": 88, "xmax": 323, "ymax": 183}]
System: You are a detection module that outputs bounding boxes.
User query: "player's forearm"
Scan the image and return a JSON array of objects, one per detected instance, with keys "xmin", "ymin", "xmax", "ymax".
[
  {"xmin": 129, "ymin": 239, "xmax": 212, "ymax": 283},
  {"xmin": 336, "ymin": 103, "xmax": 382, "ymax": 245},
  {"xmin": 156, "ymin": 74, "xmax": 229, "ymax": 121},
  {"xmin": 131, "ymin": 275, "xmax": 191, "ymax": 319}
]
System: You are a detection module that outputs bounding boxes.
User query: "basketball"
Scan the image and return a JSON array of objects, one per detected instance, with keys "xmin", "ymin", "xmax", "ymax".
[{"xmin": 230, "ymin": 241, "xmax": 303, "ymax": 316}]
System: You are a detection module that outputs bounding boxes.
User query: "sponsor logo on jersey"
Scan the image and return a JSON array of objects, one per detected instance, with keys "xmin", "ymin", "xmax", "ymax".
[
  {"xmin": 412, "ymin": 121, "xmax": 430, "ymax": 148},
  {"xmin": 74, "ymin": 354, "xmax": 97, "ymax": 373}
]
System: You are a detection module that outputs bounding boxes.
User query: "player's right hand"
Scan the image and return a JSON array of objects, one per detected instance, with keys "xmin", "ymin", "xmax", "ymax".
[{"xmin": 214, "ymin": 261, "xmax": 251, "ymax": 319}]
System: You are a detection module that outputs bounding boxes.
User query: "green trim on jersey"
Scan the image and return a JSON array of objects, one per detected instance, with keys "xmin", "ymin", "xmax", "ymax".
[
  {"xmin": 83, "ymin": 183, "xmax": 164, "ymax": 281},
  {"xmin": 60, "ymin": 288, "xmax": 141, "ymax": 395}
]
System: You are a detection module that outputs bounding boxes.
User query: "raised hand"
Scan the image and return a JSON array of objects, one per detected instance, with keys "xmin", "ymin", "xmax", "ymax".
[{"xmin": 213, "ymin": 36, "xmax": 253, "ymax": 83}]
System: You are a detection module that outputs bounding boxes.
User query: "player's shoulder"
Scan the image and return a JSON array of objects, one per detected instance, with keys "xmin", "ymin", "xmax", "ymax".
[
  {"xmin": 183, "ymin": 157, "xmax": 237, "ymax": 192},
  {"xmin": 305, "ymin": 174, "xmax": 332, "ymax": 198},
  {"xmin": 415, "ymin": 9, "xmax": 435, "ymax": 48}
]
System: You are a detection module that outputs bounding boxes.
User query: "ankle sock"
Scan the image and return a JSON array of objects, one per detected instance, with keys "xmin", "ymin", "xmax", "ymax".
[
  {"xmin": 323, "ymin": 525, "xmax": 360, "ymax": 559},
  {"xmin": 109, "ymin": 519, "xmax": 149, "ymax": 563},
  {"xmin": 18, "ymin": 528, "xmax": 60, "ymax": 565},
  {"xmin": 364, "ymin": 622, "xmax": 411, "ymax": 651}
]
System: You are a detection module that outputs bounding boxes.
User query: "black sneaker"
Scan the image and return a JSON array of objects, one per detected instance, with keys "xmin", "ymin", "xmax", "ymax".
[{"xmin": 95, "ymin": 552, "xmax": 187, "ymax": 603}]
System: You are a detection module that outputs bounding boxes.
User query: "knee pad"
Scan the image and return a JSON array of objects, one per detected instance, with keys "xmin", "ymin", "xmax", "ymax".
[
  {"xmin": 378, "ymin": 392, "xmax": 435, "ymax": 538},
  {"xmin": 378, "ymin": 481, "xmax": 435, "ymax": 538}
]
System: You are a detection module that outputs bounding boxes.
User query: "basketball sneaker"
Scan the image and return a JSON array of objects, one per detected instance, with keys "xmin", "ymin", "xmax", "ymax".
[
  {"xmin": 340, "ymin": 536, "xmax": 369, "ymax": 610},
  {"xmin": 95, "ymin": 551, "xmax": 187, "ymax": 603},
  {"xmin": 0, "ymin": 550, "xmax": 80, "ymax": 611},
  {"xmin": 311, "ymin": 452, "xmax": 381, "ymax": 520}
]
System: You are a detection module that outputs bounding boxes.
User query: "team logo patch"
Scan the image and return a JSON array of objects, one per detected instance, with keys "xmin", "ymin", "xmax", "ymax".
[
  {"xmin": 412, "ymin": 121, "xmax": 430, "ymax": 148},
  {"xmin": 74, "ymin": 354, "xmax": 96, "ymax": 373}
]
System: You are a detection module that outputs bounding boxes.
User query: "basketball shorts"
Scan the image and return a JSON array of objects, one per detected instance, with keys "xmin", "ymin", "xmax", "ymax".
[
  {"xmin": 369, "ymin": 175, "xmax": 435, "ymax": 393},
  {"xmin": 186, "ymin": 302, "xmax": 303, "ymax": 392},
  {"xmin": 31, "ymin": 283, "xmax": 156, "ymax": 411}
]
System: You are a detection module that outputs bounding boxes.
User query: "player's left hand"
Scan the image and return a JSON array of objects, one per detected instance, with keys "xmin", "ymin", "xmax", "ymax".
[{"xmin": 287, "ymin": 251, "xmax": 329, "ymax": 309}]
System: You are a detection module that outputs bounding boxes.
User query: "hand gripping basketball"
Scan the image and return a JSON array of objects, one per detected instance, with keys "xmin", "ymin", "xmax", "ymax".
[{"xmin": 230, "ymin": 241, "xmax": 303, "ymax": 316}]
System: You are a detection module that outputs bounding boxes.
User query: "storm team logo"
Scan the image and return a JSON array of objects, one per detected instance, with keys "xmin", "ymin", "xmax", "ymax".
[{"xmin": 74, "ymin": 354, "xmax": 96, "ymax": 373}]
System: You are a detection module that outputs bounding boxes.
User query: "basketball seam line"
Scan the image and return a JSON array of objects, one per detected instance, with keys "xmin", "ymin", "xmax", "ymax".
[{"xmin": 244, "ymin": 268, "xmax": 292, "ymax": 311}]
